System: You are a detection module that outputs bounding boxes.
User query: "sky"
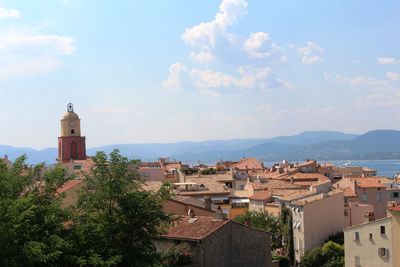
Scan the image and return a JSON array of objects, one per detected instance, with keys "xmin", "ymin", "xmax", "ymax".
[{"xmin": 0, "ymin": 0, "xmax": 399, "ymax": 149}]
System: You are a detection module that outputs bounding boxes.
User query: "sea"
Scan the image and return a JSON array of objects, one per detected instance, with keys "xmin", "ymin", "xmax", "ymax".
[{"xmin": 263, "ymin": 159, "xmax": 400, "ymax": 178}]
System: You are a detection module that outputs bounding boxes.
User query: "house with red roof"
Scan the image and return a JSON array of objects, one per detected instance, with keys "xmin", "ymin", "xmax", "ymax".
[
  {"xmin": 156, "ymin": 215, "xmax": 272, "ymax": 267},
  {"xmin": 231, "ymin": 157, "xmax": 264, "ymax": 171}
]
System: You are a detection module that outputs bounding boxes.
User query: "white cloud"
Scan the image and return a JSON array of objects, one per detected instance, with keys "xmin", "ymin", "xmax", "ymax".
[
  {"xmin": 0, "ymin": 11, "xmax": 75, "ymax": 81},
  {"xmin": 181, "ymin": 0, "xmax": 286, "ymax": 66},
  {"xmin": 162, "ymin": 62, "xmax": 187, "ymax": 91},
  {"xmin": 243, "ymin": 32, "xmax": 284, "ymax": 60},
  {"xmin": 190, "ymin": 51, "xmax": 215, "ymax": 64},
  {"xmin": 386, "ymin": 72, "xmax": 400, "ymax": 81},
  {"xmin": 0, "ymin": 5, "xmax": 20, "ymax": 18},
  {"xmin": 377, "ymin": 57, "xmax": 400, "ymax": 65},
  {"xmin": 0, "ymin": 31, "xmax": 75, "ymax": 55},
  {"xmin": 165, "ymin": 0, "xmax": 292, "ymax": 94},
  {"xmin": 356, "ymin": 91, "xmax": 400, "ymax": 108},
  {"xmin": 325, "ymin": 73, "xmax": 389, "ymax": 88},
  {"xmin": 163, "ymin": 63, "xmax": 291, "ymax": 93},
  {"xmin": 290, "ymin": 42, "xmax": 323, "ymax": 64},
  {"xmin": 190, "ymin": 66, "xmax": 291, "ymax": 92},
  {"xmin": 181, "ymin": 0, "xmax": 247, "ymax": 49}
]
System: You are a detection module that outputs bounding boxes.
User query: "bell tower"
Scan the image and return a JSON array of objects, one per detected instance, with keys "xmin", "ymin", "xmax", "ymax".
[{"xmin": 58, "ymin": 103, "xmax": 86, "ymax": 162}]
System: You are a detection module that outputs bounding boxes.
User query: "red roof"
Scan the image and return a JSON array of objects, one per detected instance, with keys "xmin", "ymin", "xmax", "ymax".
[
  {"xmin": 390, "ymin": 205, "xmax": 400, "ymax": 212},
  {"xmin": 57, "ymin": 179, "xmax": 84, "ymax": 194},
  {"xmin": 232, "ymin": 158, "xmax": 264, "ymax": 170},
  {"xmin": 163, "ymin": 216, "xmax": 230, "ymax": 241},
  {"xmin": 249, "ymin": 190, "xmax": 272, "ymax": 201},
  {"xmin": 352, "ymin": 177, "xmax": 386, "ymax": 189},
  {"xmin": 140, "ymin": 162, "xmax": 161, "ymax": 168}
]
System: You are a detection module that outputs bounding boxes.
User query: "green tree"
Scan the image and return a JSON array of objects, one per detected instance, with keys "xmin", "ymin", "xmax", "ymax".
[
  {"xmin": 69, "ymin": 150, "xmax": 173, "ymax": 267},
  {"xmin": 321, "ymin": 241, "xmax": 344, "ymax": 267},
  {"xmin": 280, "ymin": 204, "xmax": 294, "ymax": 264},
  {"xmin": 300, "ymin": 241, "xmax": 344, "ymax": 267},
  {"xmin": 325, "ymin": 232, "xmax": 344, "ymax": 245},
  {"xmin": 0, "ymin": 156, "xmax": 73, "ymax": 266},
  {"xmin": 299, "ymin": 247, "xmax": 324, "ymax": 267},
  {"xmin": 234, "ymin": 210, "xmax": 282, "ymax": 249}
]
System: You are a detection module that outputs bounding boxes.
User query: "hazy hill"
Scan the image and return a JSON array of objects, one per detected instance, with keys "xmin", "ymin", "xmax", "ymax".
[
  {"xmin": 172, "ymin": 130, "xmax": 400, "ymax": 163},
  {"xmin": 4, "ymin": 130, "xmax": 400, "ymax": 164}
]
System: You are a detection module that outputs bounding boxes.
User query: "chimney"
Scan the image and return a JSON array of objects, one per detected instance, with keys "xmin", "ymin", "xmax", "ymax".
[
  {"xmin": 204, "ymin": 196, "xmax": 212, "ymax": 210},
  {"xmin": 364, "ymin": 212, "xmax": 375, "ymax": 223},
  {"xmin": 214, "ymin": 206, "xmax": 224, "ymax": 220}
]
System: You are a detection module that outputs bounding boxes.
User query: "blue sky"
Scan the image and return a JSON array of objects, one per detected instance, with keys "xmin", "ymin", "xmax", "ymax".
[{"xmin": 0, "ymin": 0, "xmax": 399, "ymax": 149}]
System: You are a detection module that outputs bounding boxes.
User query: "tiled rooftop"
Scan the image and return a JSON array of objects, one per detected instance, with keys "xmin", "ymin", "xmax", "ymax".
[
  {"xmin": 278, "ymin": 190, "xmax": 315, "ymax": 202},
  {"xmin": 232, "ymin": 158, "xmax": 264, "ymax": 170},
  {"xmin": 57, "ymin": 179, "xmax": 84, "ymax": 194},
  {"xmin": 163, "ymin": 216, "xmax": 230, "ymax": 241},
  {"xmin": 249, "ymin": 190, "xmax": 272, "ymax": 201},
  {"xmin": 292, "ymin": 190, "xmax": 343, "ymax": 206},
  {"xmin": 352, "ymin": 177, "xmax": 388, "ymax": 188}
]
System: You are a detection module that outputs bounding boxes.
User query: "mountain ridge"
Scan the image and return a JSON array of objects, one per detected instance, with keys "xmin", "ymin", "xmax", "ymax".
[{"xmin": 2, "ymin": 130, "xmax": 400, "ymax": 164}]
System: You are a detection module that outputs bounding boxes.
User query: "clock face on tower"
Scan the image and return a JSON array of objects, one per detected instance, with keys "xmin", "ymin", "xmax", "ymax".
[{"xmin": 70, "ymin": 121, "xmax": 76, "ymax": 128}]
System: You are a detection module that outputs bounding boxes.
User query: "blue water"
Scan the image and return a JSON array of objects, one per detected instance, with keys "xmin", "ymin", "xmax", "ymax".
[
  {"xmin": 328, "ymin": 160, "xmax": 400, "ymax": 178},
  {"xmin": 264, "ymin": 160, "xmax": 400, "ymax": 178}
]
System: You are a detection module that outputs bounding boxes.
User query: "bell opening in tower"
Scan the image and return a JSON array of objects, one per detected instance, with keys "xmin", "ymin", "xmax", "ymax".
[{"xmin": 70, "ymin": 141, "xmax": 78, "ymax": 160}]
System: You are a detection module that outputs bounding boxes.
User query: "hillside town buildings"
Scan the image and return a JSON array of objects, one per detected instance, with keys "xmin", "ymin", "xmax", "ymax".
[
  {"xmin": 3, "ymin": 103, "xmax": 400, "ymax": 266},
  {"xmin": 344, "ymin": 205, "xmax": 400, "ymax": 267},
  {"xmin": 156, "ymin": 215, "xmax": 272, "ymax": 267}
]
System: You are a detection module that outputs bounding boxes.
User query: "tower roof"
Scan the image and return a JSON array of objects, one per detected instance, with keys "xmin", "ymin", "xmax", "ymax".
[
  {"xmin": 62, "ymin": 111, "xmax": 79, "ymax": 120},
  {"xmin": 62, "ymin": 103, "xmax": 80, "ymax": 120}
]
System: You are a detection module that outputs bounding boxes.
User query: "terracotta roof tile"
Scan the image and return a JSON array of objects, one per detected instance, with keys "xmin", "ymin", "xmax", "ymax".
[
  {"xmin": 163, "ymin": 216, "xmax": 230, "ymax": 241},
  {"xmin": 292, "ymin": 190, "xmax": 343, "ymax": 206},
  {"xmin": 249, "ymin": 190, "xmax": 272, "ymax": 201},
  {"xmin": 57, "ymin": 179, "xmax": 84, "ymax": 194},
  {"xmin": 140, "ymin": 162, "xmax": 161, "ymax": 168},
  {"xmin": 342, "ymin": 187, "xmax": 357, "ymax": 197},
  {"xmin": 232, "ymin": 158, "xmax": 264, "ymax": 170},
  {"xmin": 390, "ymin": 205, "xmax": 400, "ymax": 212},
  {"xmin": 351, "ymin": 177, "xmax": 387, "ymax": 188},
  {"xmin": 278, "ymin": 190, "xmax": 316, "ymax": 201}
]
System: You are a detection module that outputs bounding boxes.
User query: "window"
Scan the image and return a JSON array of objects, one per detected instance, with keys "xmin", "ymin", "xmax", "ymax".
[
  {"xmin": 73, "ymin": 165, "xmax": 82, "ymax": 170},
  {"xmin": 344, "ymin": 210, "xmax": 349, "ymax": 216},
  {"xmin": 377, "ymin": 192, "xmax": 383, "ymax": 202},
  {"xmin": 369, "ymin": 233, "xmax": 373, "ymax": 240},
  {"xmin": 378, "ymin": 248, "xmax": 389, "ymax": 258},
  {"xmin": 361, "ymin": 193, "xmax": 368, "ymax": 201},
  {"xmin": 393, "ymin": 192, "xmax": 399, "ymax": 198},
  {"xmin": 354, "ymin": 232, "xmax": 360, "ymax": 241},
  {"xmin": 381, "ymin": 226, "xmax": 386, "ymax": 235},
  {"xmin": 355, "ymin": 256, "xmax": 360, "ymax": 266},
  {"xmin": 71, "ymin": 129, "xmax": 75, "ymax": 134},
  {"xmin": 240, "ymin": 185, "xmax": 245, "ymax": 190}
]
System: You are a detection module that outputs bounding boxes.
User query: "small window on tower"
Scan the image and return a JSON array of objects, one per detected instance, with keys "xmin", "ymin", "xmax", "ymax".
[{"xmin": 71, "ymin": 129, "xmax": 75, "ymax": 134}]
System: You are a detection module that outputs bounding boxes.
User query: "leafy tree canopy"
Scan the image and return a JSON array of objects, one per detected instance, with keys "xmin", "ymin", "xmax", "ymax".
[
  {"xmin": 0, "ymin": 150, "xmax": 174, "ymax": 267},
  {"xmin": 300, "ymin": 241, "xmax": 344, "ymax": 267},
  {"xmin": 234, "ymin": 210, "xmax": 282, "ymax": 250}
]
